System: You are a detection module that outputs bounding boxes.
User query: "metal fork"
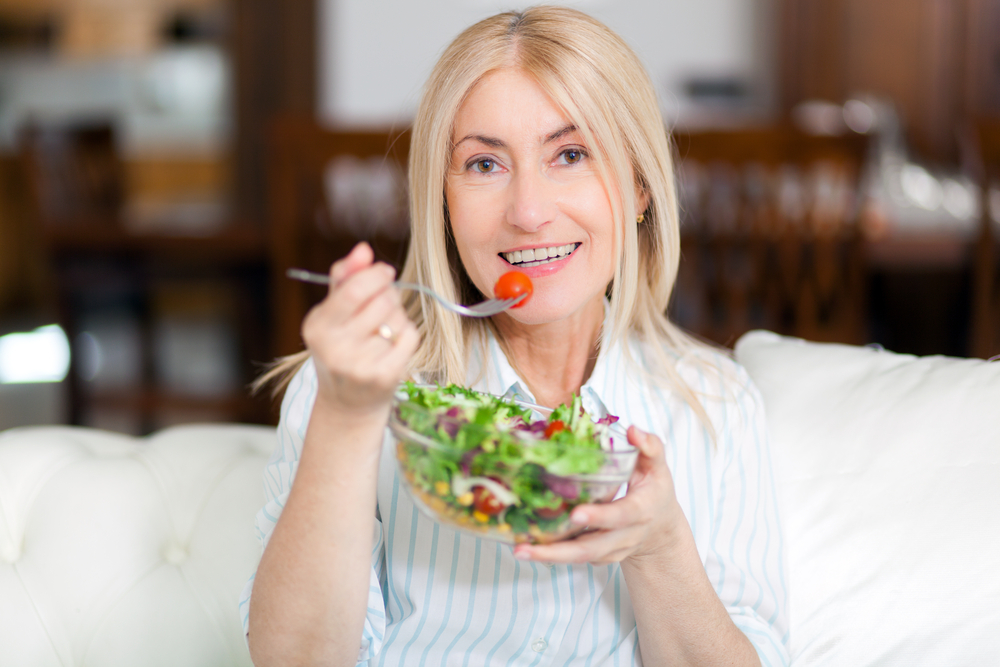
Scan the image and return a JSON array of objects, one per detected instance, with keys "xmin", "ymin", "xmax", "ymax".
[{"xmin": 285, "ymin": 268, "xmax": 526, "ymax": 317}]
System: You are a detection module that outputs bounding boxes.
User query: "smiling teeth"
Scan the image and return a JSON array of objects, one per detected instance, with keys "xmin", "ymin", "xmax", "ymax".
[{"xmin": 504, "ymin": 244, "xmax": 576, "ymax": 266}]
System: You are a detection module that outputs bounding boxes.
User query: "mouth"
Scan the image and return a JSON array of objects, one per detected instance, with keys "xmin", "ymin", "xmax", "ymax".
[{"xmin": 500, "ymin": 243, "xmax": 580, "ymax": 268}]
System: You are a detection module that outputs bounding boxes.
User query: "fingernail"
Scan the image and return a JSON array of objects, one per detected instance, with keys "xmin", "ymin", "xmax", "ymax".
[
  {"xmin": 514, "ymin": 549, "xmax": 530, "ymax": 560},
  {"xmin": 571, "ymin": 511, "xmax": 588, "ymax": 525}
]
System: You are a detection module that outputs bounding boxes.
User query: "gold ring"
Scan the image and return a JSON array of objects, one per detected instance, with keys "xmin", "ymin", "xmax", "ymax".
[{"xmin": 377, "ymin": 323, "xmax": 395, "ymax": 343}]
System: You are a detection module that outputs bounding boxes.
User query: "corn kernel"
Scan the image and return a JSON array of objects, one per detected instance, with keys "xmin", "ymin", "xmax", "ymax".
[
  {"xmin": 435, "ymin": 481, "xmax": 450, "ymax": 496},
  {"xmin": 473, "ymin": 510, "xmax": 490, "ymax": 523},
  {"xmin": 496, "ymin": 523, "xmax": 511, "ymax": 533},
  {"xmin": 457, "ymin": 492, "xmax": 475, "ymax": 506}
]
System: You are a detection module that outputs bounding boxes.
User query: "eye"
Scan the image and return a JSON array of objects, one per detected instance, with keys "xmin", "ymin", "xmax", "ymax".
[
  {"xmin": 473, "ymin": 158, "xmax": 496, "ymax": 173},
  {"xmin": 558, "ymin": 148, "xmax": 587, "ymax": 165}
]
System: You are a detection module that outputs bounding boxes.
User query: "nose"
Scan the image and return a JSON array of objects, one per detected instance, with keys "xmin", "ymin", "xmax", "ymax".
[{"xmin": 506, "ymin": 168, "xmax": 557, "ymax": 232}]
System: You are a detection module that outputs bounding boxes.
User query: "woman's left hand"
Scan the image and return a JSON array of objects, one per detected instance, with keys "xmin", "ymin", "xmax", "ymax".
[{"xmin": 513, "ymin": 426, "xmax": 687, "ymax": 567}]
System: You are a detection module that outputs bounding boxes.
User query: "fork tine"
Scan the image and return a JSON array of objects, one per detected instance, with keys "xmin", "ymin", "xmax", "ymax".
[{"xmin": 466, "ymin": 295, "xmax": 525, "ymax": 316}]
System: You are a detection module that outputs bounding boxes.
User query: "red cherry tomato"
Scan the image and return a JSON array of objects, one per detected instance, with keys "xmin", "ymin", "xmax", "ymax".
[
  {"xmin": 494, "ymin": 271, "xmax": 533, "ymax": 308},
  {"xmin": 544, "ymin": 420, "xmax": 566, "ymax": 438},
  {"xmin": 535, "ymin": 500, "xmax": 568, "ymax": 520},
  {"xmin": 472, "ymin": 487, "xmax": 505, "ymax": 516}
]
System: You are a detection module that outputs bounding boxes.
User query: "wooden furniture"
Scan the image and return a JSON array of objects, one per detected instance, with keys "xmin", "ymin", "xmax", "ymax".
[
  {"xmin": 671, "ymin": 127, "xmax": 869, "ymax": 347},
  {"xmin": 778, "ymin": 0, "xmax": 1000, "ymax": 163},
  {"xmin": 19, "ymin": 121, "xmax": 271, "ymax": 432},
  {"xmin": 232, "ymin": 0, "xmax": 317, "ymax": 227},
  {"xmin": 268, "ymin": 118, "xmax": 411, "ymax": 358},
  {"xmin": 21, "ymin": 121, "xmax": 124, "ymax": 229},
  {"xmin": 970, "ymin": 119, "xmax": 1000, "ymax": 359},
  {"xmin": 0, "ymin": 154, "xmax": 51, "ymax": 317}
]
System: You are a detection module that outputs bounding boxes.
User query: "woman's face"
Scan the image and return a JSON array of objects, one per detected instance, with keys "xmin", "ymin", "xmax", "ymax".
[{"xmin": 445, "ymin": 68, "xmax": 618, "ymax": 326}]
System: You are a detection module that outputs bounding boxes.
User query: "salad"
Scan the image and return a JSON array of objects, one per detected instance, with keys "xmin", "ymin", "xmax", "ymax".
[{"xmin": 389, "ymin": 382, "xmax": 635, "ymax": 544}]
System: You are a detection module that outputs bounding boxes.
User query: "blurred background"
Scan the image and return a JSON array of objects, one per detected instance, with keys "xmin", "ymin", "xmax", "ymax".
[{"xmin": 0, "ymin": 0, "xmax": 998, "ymax": 433}]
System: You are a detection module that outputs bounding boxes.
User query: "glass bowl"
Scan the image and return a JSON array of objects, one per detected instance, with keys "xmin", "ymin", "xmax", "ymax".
[{"xmin": 388, "ymin": 387, "xmax": 638, "ymax": 545}]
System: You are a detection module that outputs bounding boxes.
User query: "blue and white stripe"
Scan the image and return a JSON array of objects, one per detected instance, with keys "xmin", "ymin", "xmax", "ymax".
[{"xmin": 240, "ymin": 328, "xmax": 789, "ymax": 666}]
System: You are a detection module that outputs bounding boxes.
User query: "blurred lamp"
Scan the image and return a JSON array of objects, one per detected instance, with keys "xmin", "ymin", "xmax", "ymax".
[
  {"xmin": 900, "ymin": 164, "xmax": 943, "ymax": 211},
  {"xmin": 942, "ymin": 179, "xmax": 976, "ymax": 220},
  {"xmin": 0, "ymin": 325, "xmax": 71, "ymax": 384},
  {"xmin": 843, "ymin": 99, "xmax": 876, "ymax": 134},
  {"xmin": 792, "ymin": 100, "xmax": 847, "ymax": 136}
]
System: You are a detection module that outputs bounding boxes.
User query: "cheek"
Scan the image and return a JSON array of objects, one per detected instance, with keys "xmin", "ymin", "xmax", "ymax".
[
  {"xmin": 448, "ymin": 183, "xmax": 506, "ymax": 242},
  {"xmin": 445, "ymin": 186, "xmax": 498, "ymax": 287}
]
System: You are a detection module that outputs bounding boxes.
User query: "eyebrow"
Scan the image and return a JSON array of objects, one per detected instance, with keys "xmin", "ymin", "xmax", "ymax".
[{"xmin": 453, "ymin": 124, "xmax": 579, "ymax": 151}]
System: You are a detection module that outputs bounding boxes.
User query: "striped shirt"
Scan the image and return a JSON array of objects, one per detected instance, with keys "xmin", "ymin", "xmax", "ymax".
[{"xmin": 240, "ymin": 329, "xmax": 789, "ymax": 666}]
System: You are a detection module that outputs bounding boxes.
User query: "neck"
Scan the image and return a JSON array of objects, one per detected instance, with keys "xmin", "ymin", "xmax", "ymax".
[{"xmin": 492, "ymin": 295, "xmax": 605, "ymax": 409}]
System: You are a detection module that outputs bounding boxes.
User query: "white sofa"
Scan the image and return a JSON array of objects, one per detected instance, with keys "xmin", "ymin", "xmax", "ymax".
[{"xmin": 1, "ymin": 332, "xmax": 998, "ymax": 666}]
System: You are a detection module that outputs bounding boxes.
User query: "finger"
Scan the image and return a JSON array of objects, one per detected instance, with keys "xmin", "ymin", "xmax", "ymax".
[
  {"xmin": 344, "ymin": 310, "xmax": 411, "ymax": 370},
  {"xmin": 342, "ymin": 317, "xmax": 419, "ymax": 389},
  {"xmin": 626, "ymin": 427, "xmax": 667, "ymax": 484},
  {"xmin": 376, "ymin": 320, "xmax": 421, "ymax": 382},
  {"xmin": 350, "ymin": 286, "xmax": 406, "ymax": 342},
  {"xmin": 329, "ymin": 242, "xmax": 375, "ymax": 287},
  {"xmin": 324, "ymin": 263, "xmax": 397, "ymax": 323},
  {"xmin": 347, "ymin": 287, "xmax": 406, "ymax": 342},
  {"xmin": 627, "ymin": 425, "xmax": 664, "ymax": 460},
  {"xmin": 568, "ymin": 496, "xmax": 642, "ymax": 532},
  {"xmin": 515, "ymin": 527, "xmax": 638, "ymax": 565}
]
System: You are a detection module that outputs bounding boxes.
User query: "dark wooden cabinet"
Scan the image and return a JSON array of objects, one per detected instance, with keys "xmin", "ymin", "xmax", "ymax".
[{"xmin": 779, "ymin": 0, "xmax": 1000, "ymax": 163}]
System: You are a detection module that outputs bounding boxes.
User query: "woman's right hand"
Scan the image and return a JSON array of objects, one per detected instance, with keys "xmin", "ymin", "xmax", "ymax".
[{"xmin": 301, "ymin": 242, "xmax": 419, "ymax": 418}]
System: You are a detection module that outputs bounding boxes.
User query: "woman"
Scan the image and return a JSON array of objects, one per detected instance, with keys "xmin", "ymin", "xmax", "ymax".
[{"xmin": 243, "ymin": 7, "xmax": 788, "ymax": 666}]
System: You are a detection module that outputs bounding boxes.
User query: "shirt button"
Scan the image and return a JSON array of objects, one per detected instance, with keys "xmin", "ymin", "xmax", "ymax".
[{"xmin": 531, "ymin": 638, "xmax": 547, "ymax": 653}]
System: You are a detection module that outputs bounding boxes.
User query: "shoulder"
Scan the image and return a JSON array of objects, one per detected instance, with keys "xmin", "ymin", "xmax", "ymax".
[
  {"xmin": 632, "ymin": 336, "xmax": 752, "ymax": 395},
  {"xmin": 633, "ymin": 337, "xmax": 763, "ymax": 434},
  {"xmin": 677, "ymin": 345, "xmax": 753, "ymax": 397}
]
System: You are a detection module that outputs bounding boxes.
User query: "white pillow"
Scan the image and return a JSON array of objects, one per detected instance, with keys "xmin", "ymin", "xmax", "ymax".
[{"xmin": 734, "ymin": 331, "xmax": 1000, "ymax": 667}]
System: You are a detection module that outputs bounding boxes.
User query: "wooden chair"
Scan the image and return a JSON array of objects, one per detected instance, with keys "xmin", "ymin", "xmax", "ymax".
[
  {"xmin": 268, "ymin": 117, "xmax": 411, "ymax": 358},
  {"xmin": 20, "ymin": 121, "xmax": 124, "ymax": 229},
  {"xmin": 970, "ymin": 119, "xmax": 1000, "ymax": 359},
  {"xmin": 671, "ymin": 127, "xmax": 870, "ymax": 347},
  {"xmin": 19, "ymin": 121, "xmax": 272, "ymax": 431}
]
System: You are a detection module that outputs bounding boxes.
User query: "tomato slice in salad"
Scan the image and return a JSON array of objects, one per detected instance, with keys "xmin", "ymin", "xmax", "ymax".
[
  {"xmin": 544, "ymin": 419, "xmax": 566, "ymax": 438},
  {"xmin": 472, "ymin": 486, "xmax": 505, "ymax": 516},
  {"xmin": 534, "ymin": 500, "xmax": 568, "ymax": 520},
  {"xmin": 494, "ymin": 271, "xmax": 532, "ymax": 308}
]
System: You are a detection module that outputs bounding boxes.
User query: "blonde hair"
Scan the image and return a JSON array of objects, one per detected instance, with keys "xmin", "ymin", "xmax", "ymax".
[{"xmin": 258, "ymin": 6, "xmax": 721, "ymax": 431}]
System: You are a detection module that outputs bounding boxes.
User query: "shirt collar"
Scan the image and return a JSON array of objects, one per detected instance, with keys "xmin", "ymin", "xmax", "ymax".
[{"xmin": 477, "ymin": 300, "xmax": 618, "ymax": 419}]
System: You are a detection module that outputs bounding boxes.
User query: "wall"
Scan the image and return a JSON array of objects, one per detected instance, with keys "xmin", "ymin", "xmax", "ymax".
[{"xmin": 319, "ymin": 0, "xmax": 776, "ymax": 128}]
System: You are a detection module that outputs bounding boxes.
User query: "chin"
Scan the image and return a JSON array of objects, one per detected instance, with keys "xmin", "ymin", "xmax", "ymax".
[{"xmin": 498, "ymin": 290, "xmax": 598, "ymax": 326}]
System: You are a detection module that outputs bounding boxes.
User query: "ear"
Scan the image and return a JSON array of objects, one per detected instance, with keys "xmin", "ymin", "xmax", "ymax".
[{"xmin": 635, "ymin": 186, "xmax": 651, "ymax": 217}]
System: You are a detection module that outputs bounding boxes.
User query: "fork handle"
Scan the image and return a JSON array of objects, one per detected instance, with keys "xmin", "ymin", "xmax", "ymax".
[
  {"xmin": 285, "ymin": 268, "xmax": 332, "ymax": 285},
  {"xmin": 286, "ymin": 269, "xmax": 434, "ymax": 296}
]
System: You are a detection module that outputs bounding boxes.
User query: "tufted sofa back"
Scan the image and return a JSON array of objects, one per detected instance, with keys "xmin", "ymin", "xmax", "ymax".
[{"xmin": 0, "ymin": 424, "xmax": 274, "ymax": 667}]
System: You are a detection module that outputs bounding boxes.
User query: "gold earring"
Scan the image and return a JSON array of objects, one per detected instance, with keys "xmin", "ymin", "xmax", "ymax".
[{"xmin": 636, "ymin": 213, "xmax": 645, "ymax": 224}]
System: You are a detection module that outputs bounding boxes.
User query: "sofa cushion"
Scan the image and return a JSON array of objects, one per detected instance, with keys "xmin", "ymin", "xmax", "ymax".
[
  {"xmin": 735, "ymin": 331, "xmax": 1000, "ymax": 667},
  {"xmin": 0, "ymin": 424, "xmax": 274, "ymax": 667}
]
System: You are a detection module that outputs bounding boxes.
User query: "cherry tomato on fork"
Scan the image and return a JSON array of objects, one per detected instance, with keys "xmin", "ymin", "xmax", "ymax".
[{"xmin": 493, "ymin": 272, "xmax": 533, "ymax": 308}]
